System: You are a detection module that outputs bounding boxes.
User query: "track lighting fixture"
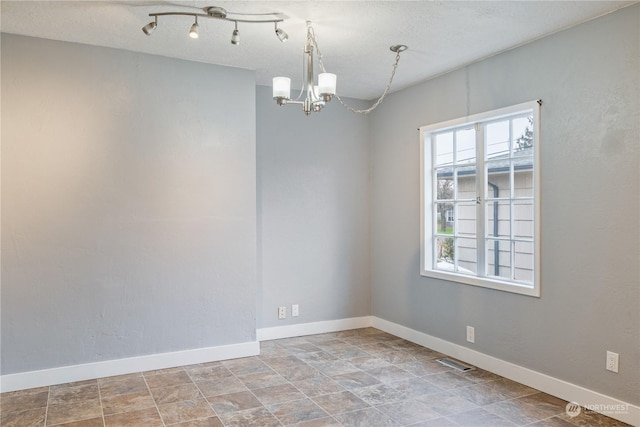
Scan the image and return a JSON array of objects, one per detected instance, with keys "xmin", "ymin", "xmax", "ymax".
[
  {"xmin": 189, "ymin": 17, "xmax": 199, "ymax": 39},
  {"xmin": 275, "ymin": 23, "xmax": 288, "ymax": 43},
  {"xmin": 231, "ymin": 22, "xmax": 239, "ymax": 45},
  {"xmin": 142, "ymin": 17, "xmax": 157, "ymax": 36},
  {"xmin": 273, "ymin": 22, "xmax": 407, "ymax": 116},
  {"xmin": 141, "ymin": 5, "xmax": 286, "ymax": 45}
]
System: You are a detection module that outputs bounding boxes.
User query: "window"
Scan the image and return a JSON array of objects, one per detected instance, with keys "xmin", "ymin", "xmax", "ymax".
[{"xmin": 420, "ymin": 101, "xmax": 541, "ymax": 296}]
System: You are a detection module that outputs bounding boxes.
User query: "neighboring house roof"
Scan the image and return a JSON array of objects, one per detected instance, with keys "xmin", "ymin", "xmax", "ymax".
[{"xmin": 437, "ymin": 147, "xmax": 533, "ymax": 177}]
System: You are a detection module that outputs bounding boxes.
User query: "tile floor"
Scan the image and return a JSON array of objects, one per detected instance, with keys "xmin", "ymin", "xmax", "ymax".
[{"xmin": 0, "ymin": 328, "xmax": 630, "ymax": 427}]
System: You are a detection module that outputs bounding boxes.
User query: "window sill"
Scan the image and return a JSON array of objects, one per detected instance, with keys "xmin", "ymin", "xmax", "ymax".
[{"xmin": 420, "ymin": 269, "xmax": 540, "ymax": 297}]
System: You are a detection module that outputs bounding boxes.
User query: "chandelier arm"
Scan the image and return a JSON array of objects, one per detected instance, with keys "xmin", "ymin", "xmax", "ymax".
[{"xmin": 309, "ymin": 24, "xmax": 404, "ymax": 114}]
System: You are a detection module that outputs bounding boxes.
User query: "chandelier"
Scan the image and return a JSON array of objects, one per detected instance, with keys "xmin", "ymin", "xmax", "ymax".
[
  {"xmin": 273, "ymin": 22, "xmax": 407, "ymax": 116},
  {"xmin": 141, "ymin": 5, "xmax": 288, "ymax": 45}
]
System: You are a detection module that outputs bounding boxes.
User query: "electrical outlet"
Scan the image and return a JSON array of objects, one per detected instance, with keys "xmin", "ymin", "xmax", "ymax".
[
  {"xmin": 606, "ymin": 351, "xmax": 619, "ymax": 373},
  {"xmin": 466, "ymin": 326, "xmax": 475, "ymax": 343},
  {"xmin": 278, "ymin": 306, "xmax": 286, "ymax": 320},
  {"xmin": 292, "ymin": 304, "xmax": 299, "ymax": 317}
]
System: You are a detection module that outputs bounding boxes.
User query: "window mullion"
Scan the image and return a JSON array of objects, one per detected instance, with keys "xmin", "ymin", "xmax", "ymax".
[{"xmin": 476, "ymin": 122, "xmax": 486, "ymax": 278}]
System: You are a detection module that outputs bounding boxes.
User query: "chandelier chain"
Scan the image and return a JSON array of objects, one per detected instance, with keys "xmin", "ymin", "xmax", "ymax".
[{"xmin": 308, "ymin": 24, "xmax": 403, "ymax": 115}]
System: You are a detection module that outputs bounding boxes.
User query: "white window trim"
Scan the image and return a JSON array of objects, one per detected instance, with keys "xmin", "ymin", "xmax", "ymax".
[{"xmin": 419, "ymin": 100, "xmax": 541, "ymax": 297}]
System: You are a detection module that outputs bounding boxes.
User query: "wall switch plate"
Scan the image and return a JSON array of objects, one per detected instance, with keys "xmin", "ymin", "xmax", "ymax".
[
  {"xmin": 292, "ymin": 304, "xmax": 299, "ymax": 317},
  {"xmin": 606, "ymin": 351, "xmax": 619, "ymax": 373},
  {"xmin": 278, "ymin": 306, "xmax": 286, "ymax": 320},
  {"xmin": 466, "ymin": 326, "xmax": 475, "ymax": 343}
]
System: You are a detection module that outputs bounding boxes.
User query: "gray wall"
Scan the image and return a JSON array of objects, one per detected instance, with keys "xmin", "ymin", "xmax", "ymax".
[
  {"xmin": 256, "ymin": 86, "xmax": 371, "ymax": 328},
  {"xmin": 1, "ymin": 35, "xmax": 257, "ymax": 374},
  {"xmin": 370, "ymin": 5, "xmax": 639, "ymax": 405}
]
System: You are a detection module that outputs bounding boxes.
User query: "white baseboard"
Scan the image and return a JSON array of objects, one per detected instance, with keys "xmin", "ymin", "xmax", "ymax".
[
  {"xmin": 257, "ymin": 316, "xmax": 373, "ymax": 341},
  {"xmin": 371, "ymin": 317, "xmax": 639, "ymax": 427},
  {"xmin": 0, "ymin": 341, "xmax": 259, "ymax": 393}
]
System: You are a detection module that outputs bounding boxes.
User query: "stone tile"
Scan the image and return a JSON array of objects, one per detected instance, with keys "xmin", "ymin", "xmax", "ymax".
[
  {"xmin": 184, "ymin": 365, "xmax": 233, "ymax": 382},
  {"xmin": 274, "ymin": 363, "xmax": 321, "ymax": 382},
  {"xmin": 455, "ymin": 368, "xmax": 501, "ymax": 384},
  {"xmin": 101, "ymin": 390, "xmax": 156, "ymax": 416},
  {"xmin": 365, "ymin": 366, "xmax": 415, "ymax": 383},
  {"xmin": 377, "ymin": 350, "xmax": 418, "ymax": 365},
  {"xmin": 268, "ymin": 398, "xmax": 328, "ymax": 425},
  {"xmin": 294, "ymin": 416, "xmax": 342, "ymax": 427},
  {"xmin": 170, "ymin": 417, "xmax": 224, "ymax": 427},
  {"xmin": 104, "ymin": 407, "xmax": 163, "ymax": 426},
  {"xmin": 313, "ymin": 359, "xmax": 360, "ymax": 376},
  {"xmin": 312, "ymin": 391, "xmax": 370, "ymax": 415},
  {"xmin": 486, "ymin": 397, "xmax": 555, "ymax": 425},
  {"xmin": 448, "ymin": 407, "xmax": 517, "ymax": 426},
  {"xmin": 222, "ymin": 358, "xmax": 272, "ymax": 376},
  {"xmin": 327, "ymin": 346, "xmax": 370, "ymax": 359},
  {"xmin": 50, "ymin": 380, "xmax": 98, "ymax": 390},
  {"xmin": 331, "ymin": 371, "xmax": 380, "ymax": 389},
  {"xmin": 97, "ymin": 373, "xmax": 142, "ymax": 385},
  {"xmin": 423, "ymin": 371, "xmax": 476, "ymax": 390},
  {"xmin": 399, "ymin": 359, "xmax": 452, "ymax": 376},
  {"xmin": 557, "ymin": 410, "xmax": 630, "ymax": 426},
  {"xmin": 143, "ymin": 370, "xmax": 192, "ymax": 389},
  {"xmin": 528, "ymin": 416, "xmax": 581, "ymax": 427},
  {"xmin": 416, "ymin": 390, "xmax": 478, "ymax": 416},
  {"xmin": 377, "ymin": 398, "xmax": 442, "ymax": 425},
  {"xmin": 144, "ymin": 367, "xmax": 185, "ymax": 376},
  {"xmin": 48, "ymin": 383, "xmax": 100, "ymax": 406},
  {"xmin": 357, "ymin": 342, "xmax": 395, "ymax": 356},
  {"xmin": 156, "ymin": 398, "xmax": 215, "ymax": 425},
  {"xmin": 451, "ymin": 382, "xmax": 511, "ymax": 406},
  {"xmin": 0, "ymin": 407, "xmax": 46, "ymax": 427},
  {"xmin": 196, "ymin": 376, "xmax": 248, "ymax": 397},
  {"xmin": 52, "ymin": 417, "xmax": 104, "ymax": 427},
  {"xmin": 0, "ymin": 390, "xmax": 49, "ymax": 413},
  {"xmin": 46, "ymin": 399, "xmax": 102, "ymax": 426},
  {"xmin": 0, "ymin": 386, "xmax": 48, "ymax": 398},
  {"xmin": 486, "ymin": 377, "xmax": 539, "ymax": 398},
  {"xmin": 262, "ymin": 355, "xmax": 307, "ymax": 370},
  {"xmin": 99, "ymin": 377, "xmax": 149, "ymax": 397},
  {"xmin": 390, "ymin": 377, "xmax": 443, "ymax": 398},
  {"xmin": 334, "ymin": 407, "xmax": 401, "ymax": 427},
  {"xmin": 348, "ymin": 355, "xmax": 393, "ymax": 370},
  {"xmin": 518, "ymin": 392, "xmax": 568, "ymax": 417},
  {"xmin": 206, "ymin": 391, "xmax": 262, "ymax": 415},
  {"xmin": 282, "ymin": 343, "xmax": 323, "ymax": 354},
  {"xmin": 294, "ymin": 351, "xmax": 338, "ymax": 364},
  {"xmin": 408, "ymin": 417, "xmax": 459, "ymax": 427},
  {"xmin": 218, "ymin": 407, "xmax": 281, "ymax": 427},
  {"xmin": 351, "ymin": 383, "xmax": 406, "ymax": 406},
  {"xmin": 236, "ymin": 371, "xmax": 287, "ymax": 390},
  {"xmin": 150, "ymin": 382, "xmax": 202, "ymax": 405},
  {"xmin": 251, "ymin": 383, "xmax": 305, "ymax": 406},
  {"xmin": 291, "ymin": 376, "xmax": 345, "ymax": 397}
]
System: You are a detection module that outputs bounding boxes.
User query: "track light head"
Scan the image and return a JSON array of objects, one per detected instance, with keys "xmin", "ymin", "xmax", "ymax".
[
  {"xmin": 231, "ymin": 29, "xmax": 240, "ymax": 45},
  {"xmin": 189, "ymin": 17, "xmax": 199, "ymax": 39},
  {"xmin": 142, "ymin": 18, "xmax": 157, "ymax": 36},
  {"xmin": 275, "ymin": 25, "xmax": 288, "ymax": 43}
]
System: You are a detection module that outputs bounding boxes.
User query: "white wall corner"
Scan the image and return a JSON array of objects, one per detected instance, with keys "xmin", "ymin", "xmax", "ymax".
[
  {"xmin": 371, "ymin": 317, "xmax": 639, "ymax": 427},
  {"xmin": 0, "ymin": 341, "xmax": 259, "ymax": 393},
  {"xmin": 257, "ymin": 316, "xmax": 373, "ymax": 341}
]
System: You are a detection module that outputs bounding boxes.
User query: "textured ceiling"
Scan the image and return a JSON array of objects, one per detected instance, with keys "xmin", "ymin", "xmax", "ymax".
[{"xmin": 1, "ymin": 1, "xmax": 634, "ymax": 100}]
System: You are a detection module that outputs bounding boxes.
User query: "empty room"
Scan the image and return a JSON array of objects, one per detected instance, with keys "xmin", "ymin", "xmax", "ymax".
[{"xmin": 1, "ymin": 1, "xmax": 638, "ymax": 426}]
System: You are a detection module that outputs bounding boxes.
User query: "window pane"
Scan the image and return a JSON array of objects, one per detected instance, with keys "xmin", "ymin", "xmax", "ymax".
[
  {"xmin": 455, "ymin": 169, "xmax": 476, "ymax": 200},
  {"xmin": 457, "ymin": 203, "xmax": 476, "ymax": 237},
  {"xmin": 456, "ymin": 128, "xmax": 475, "ymax": 164},
  {"xmin": 513, "ymin": 169, "xmax": 533, "ymax": 198},
  {"xmin": 435, "ymin": 132, "xmax": 453, "ymax": 166},
  {"xmin": 513, "ymin": 201, "xmax": 534, "ymax": 239},
  {"xmin": 515, "ymin": 241, "xmax": 534, "ymax": 283},
  {"xmin": 486, "ymin": 120, "xmax": 509, "ymax": 159},
  {"xmin": 435, "ymin": 236, "xmax": 455, "ymax": 267},
  {"xmin": 436, "ymin": 172, "xmax": 454, "ymax": 200},
  {"xmin": 486, "ymin": 163, "xmax": 510, "ymax": 199},
  {"xmin": 435, "ymin": 203, "xmax": 454, "ymax": 235},
  {"xmin": 512, "ymin": 115, "xmax": 533, "ymax": 156},
  {"xmin": 487, "ymin": 239, "xmax": 511, "ymax": 279},
  {"xmin": 457, "ymin": 237, "xmax": 477, "ymax": 274},
  {"xmin": 486, "ymin": 201, "xmax": 510, "ymax": 238}
]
